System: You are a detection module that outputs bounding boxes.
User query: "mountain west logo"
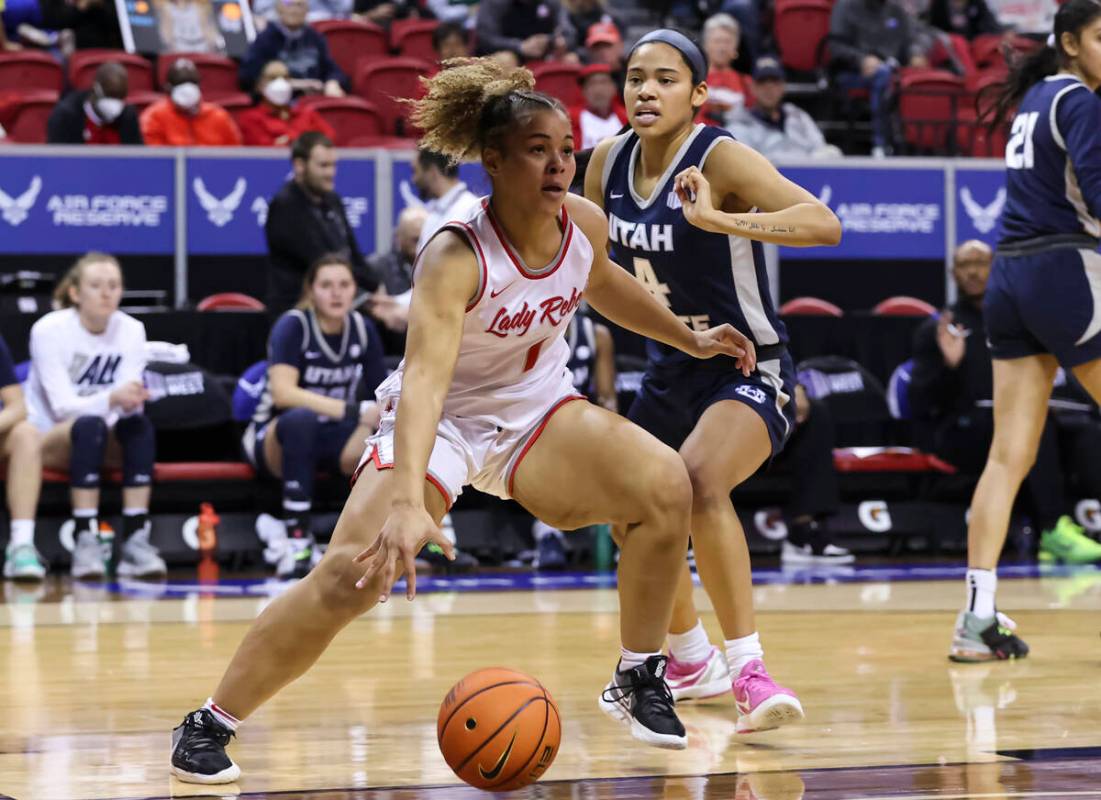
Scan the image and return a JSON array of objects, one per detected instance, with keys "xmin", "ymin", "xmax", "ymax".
[
  {"xmin": 959, "ymin": 186, "xmax": 1006, "ymax": 234},
  {"xmin": 0, "ymin": 176, "xmax": 42, "ymax": 226},
  {"xmin": 194, "ymin": 177, "xmax": 247, "ymax": 227}
]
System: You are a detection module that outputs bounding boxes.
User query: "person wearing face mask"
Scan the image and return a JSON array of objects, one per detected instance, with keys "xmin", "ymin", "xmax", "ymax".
[
  {"xmin": 141, "ymin": 58, "xmax": 243, "ymax": 146},
  {"xmin": 237, "ymin": 59, "xmax": 335, "ymax": 147},
  {"xmin": 46, "ymin": 62, "xmax": 143, "ymax": 145},
  {"xmin": 239, "ymin": 0, "xmax": 347, "ymax": 96}
]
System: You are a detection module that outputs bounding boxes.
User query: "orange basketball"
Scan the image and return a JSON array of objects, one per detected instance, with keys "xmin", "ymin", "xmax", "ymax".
[{"xmin": 437, "ymin": 667, "xmax": 561, "ymax": 792}]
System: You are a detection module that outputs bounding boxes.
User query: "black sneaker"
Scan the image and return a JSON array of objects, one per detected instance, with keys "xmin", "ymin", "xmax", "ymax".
[
  {"xmin": 598, "ymin": 654, "xmax": 687, "ymax": 749},
  {"xmin": 781, "ymin": 520, "xmax": 854, "ymax": 565},
  {"xmin": 415, "ymin": 542, "xmax": 479, "ymax": 573},
  {"xmin": 170, "ymin": 709, "xmax": 241, "ymax": 784}
]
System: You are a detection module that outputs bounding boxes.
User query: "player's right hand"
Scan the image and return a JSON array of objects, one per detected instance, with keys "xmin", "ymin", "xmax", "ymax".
[
  {"xmin": 353, "ymin": 505, "xmax": 454, "ymax": 602},
  {"xmin": 111, "ymin": 381, "xmax": 148, "ymax": 412}
]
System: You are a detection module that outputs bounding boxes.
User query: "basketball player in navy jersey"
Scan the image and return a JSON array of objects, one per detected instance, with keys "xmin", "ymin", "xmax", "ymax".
[
  {"xmin": 950, "ymin": 0, "xmax": 1101, "ymax": 662},
  {"xmin": 585, "ymin": 30, "xmax": 841, "ymax": 733}
]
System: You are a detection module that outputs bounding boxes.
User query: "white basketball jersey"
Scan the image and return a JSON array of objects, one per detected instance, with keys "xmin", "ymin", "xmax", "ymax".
[{"xmin": 376, "ymin": 199, "xmax": 593, "ymax": 431}]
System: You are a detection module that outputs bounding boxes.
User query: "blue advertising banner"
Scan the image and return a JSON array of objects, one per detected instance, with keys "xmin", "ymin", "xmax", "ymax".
[
  {"xmin": 0, "ymin": 154, "xmax": 175, "ymax": 254},
  {"xmin": 187, "ymin": 156, "xmax": 376, "ymax": 255},
  {"xmin": 391, "ymin": 159, "xmax": 491, "ymax": 224},
  {"xmin": 955, "ymin": 168, "xmax": 1006, "ymax": 248},
  {"xmin": 779, "ymin": 167, "xmax": 945, "ymax": 260}
]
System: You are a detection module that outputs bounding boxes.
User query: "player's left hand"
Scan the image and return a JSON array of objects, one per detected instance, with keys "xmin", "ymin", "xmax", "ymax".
[
  {"xmin": 675, "ymin": 167, "xmax": 722, "ymax": 233},
  {"xmin": 691, "ymin": 323, "xmax": 756, "ymax": 376}
]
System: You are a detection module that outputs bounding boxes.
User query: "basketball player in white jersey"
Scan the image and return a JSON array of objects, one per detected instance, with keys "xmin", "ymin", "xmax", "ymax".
[{"xmin": 171, "ymin": 57, "xmax": 759, "ymax": 784}]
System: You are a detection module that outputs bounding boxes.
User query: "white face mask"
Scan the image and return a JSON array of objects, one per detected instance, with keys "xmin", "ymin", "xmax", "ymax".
[
  {"xmin": 95, "ymin": 96, "xmax": 125, "ymax": 123},
  {"xmin": 263, "ymin": 77, "xmax": 293, "ymax": 107},
  {"xmin": 170, "ymin": 82, "xmax": 202, "ymax": 111}
]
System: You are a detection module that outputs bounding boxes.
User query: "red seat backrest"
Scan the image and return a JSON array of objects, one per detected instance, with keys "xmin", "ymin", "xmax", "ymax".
[
  {"xmin": 314, "ymin": 20, "xmax": 389, "ymax": 81},
  {"xmin": 7, "ymin": 91, "xmax": 59, "ymax": 143},
  {"xmin": 873, "ymin": 296, "xmax": 937, "ymax": 317},
  {"xmin": 530, "ymin": 62, "xmax": 582, "ymax": 107},
  {"xmin": 898, "ymin": 69, "xmax": 965, "ymax": 151},
  {"xmin": 773, "ymin": 0, "xmax": 833, "ymax": 73},
  {"xmin": 196, "ymin": 292, "xmax": 266, "ymax": 311},
  {"xmin": 0, "ymin": 52, "xmax": 64, "ymax": 94},
  {"xmin": 779, "ymin": 296, "xmax": 844, "ymax": 317},
  {"xmin": 157, "ymin": 52, "xmax": 240, "ymax": 98},
  {"xmin": 307, "ymin": 97, "xmax": 383, "ymax": 145},
  {"xmin": 354, "ymin": 56, "xmax": 432, "ymax": 137},
  {"xmin": 69, "ymin": 49, "xmax": 154, "ymax": 92},
  {"xmin": 392, "ymin": 19, "xmax": 440, "ymax": 62}
]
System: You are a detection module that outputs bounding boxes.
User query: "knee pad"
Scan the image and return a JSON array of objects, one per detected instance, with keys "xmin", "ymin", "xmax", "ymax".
[
  {"xmin": 114, "ymin": 414, "xmax": 156, "ymax": 487},
  {"xmin": 69, "ymin": 416, "xmax": 108, "ymax": 488}
]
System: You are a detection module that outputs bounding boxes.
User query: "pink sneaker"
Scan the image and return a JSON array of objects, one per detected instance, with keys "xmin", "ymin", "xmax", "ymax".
[
  {"xmin": 732, "ymin": 659, "xmax": 804, "ymax": 733},
  {"xmin": 666, "ymin": 646, "xmax": 732, "ymax": 701}
]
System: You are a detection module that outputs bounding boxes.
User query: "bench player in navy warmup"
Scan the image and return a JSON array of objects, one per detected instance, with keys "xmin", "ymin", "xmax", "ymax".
[
  {"xmin": 950, "ymin": 0, "xmax": 1101, "ymax": 662},
  {"xmin": 585, "ymin": 30, "xmax": 841, "ymax": 733},
  {"xmin": 244, "ymin": 254, "xmax": 386, "ymax": 578}
]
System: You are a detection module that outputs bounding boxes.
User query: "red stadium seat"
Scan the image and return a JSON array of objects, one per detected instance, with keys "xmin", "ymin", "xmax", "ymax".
[
  {"xmin": 957, "ymin": 71, "xmax": 1010, "ymax": 157},
  {"xmin": 832, "ymin": 447, "xmax": 956, "ymax": 474},
  {"xmin": 872, "ymin": 296, "xmax": 938, "ymax": 317},
  {"xmin": 0, "ymin": 51, "xmax": 64, "ymax": 94},
  {"xmin": 305, "ymin": 96, "xmax": 384, "ymax": 145},
  {"xmin": 970, "ymin": 33, "xmax": 1005, "ymax": 70},
  {"xmin": 354, "ymin": 56, "xmax": 432, "ymax": 137},
  {"xmin": 157, "ymin": 52, "xmax": 240, "ymax": 98},
  {"xmin": 391, "ymin": 19, "xmax": 439, "ymax": 62},
  {"xmin": 125, "ymin": 90, "xmax": 165, "ymax": 116},
  {"xmin": 773, "ymin": 0, "xmax": 832, "ymax": 73},
  {"xmin": 530, "ymin": 62, "xmax": 582, "ymax": 107},
  {"xmin": 6, "ymin": 90, "xmax": 58, "ymax": 143},
  {"xmin": 214, "ymin": 92, "xmax": 253, "ymax": 112},
  {"xmin": 898, "ymin": 69, "xmax": 965, "ymax": 151},
  {"xmin": 69, "ymin": 49, "xmax": 154, "ymax": 92},
  {"xmin": 779, "ymin": 296, "xmax": 844, "ymax": 317},
  {"xmin": 314, "ymin": 20, "xmax": 389, "ymax": 80},
  {"xmin": 196, "ymin": 292, "xmax": 266, "ymax": 311}
]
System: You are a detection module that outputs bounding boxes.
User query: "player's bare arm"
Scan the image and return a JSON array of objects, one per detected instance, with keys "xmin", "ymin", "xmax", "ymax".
[
  {"xmin": 674, "ymin": 139, "xmax": 841, "ymax": 247},
  {"xmin": 568, "ymin": 195, "xmax": 756, "ymax": 375}
]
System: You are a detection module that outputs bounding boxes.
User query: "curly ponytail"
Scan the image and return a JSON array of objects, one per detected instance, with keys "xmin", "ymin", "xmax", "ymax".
[
  {"xmin": 408, "ymin": 57, "xmax": 566, "ymax": 164},
  {"xmin": 980, "ymin": 0, "xmax": 1101, "ymax": 132}
]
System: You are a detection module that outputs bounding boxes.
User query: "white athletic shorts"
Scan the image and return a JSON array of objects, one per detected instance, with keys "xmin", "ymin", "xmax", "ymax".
[{"xmin": 353, "ymin": 391, "xmax": 585, "ymax": 509}]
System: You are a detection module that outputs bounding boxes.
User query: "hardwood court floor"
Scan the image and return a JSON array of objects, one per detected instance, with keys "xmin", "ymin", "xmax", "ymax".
[{"xmin": 1, "ymin": 567, "xmax": 1100, "ymax": 799}]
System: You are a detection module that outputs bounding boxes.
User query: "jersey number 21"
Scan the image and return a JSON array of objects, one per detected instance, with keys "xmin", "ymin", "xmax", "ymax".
[{"xmin": 1006, "ymin": 112, "xmax": 1038, "ymax": 170}]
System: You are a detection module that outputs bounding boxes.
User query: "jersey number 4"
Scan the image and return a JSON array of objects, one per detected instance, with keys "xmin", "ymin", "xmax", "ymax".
[{"xmin": 1006, "ymin": 111, "xmax": 1039, "ymax": 170}]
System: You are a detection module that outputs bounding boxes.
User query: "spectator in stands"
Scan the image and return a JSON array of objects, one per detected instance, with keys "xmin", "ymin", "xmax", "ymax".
[
  {"xmin": 237, "ymin": 59, "xmax": 335, "ymax": 146},
  {"xmin": 242, "ymin": 254, "xmax": 385, "ymax": 578},
  {"xmin": 928, "ymin": 0, "xmax": 1005, "ymax": 39},
  {"xmin": 432, "ymin": 20, "xmax": 471, "ymax": 61},
  {"xmin": 39, "ymin": 0, "xmax": 122, "ymax": 50},
  {"xmin": 829, "ymin": 0, "xmax": 928, "ymax": 157},
  {"xmin": 983, "ymin": 0, "xmax": 1052, "ymax": 35},
  {"xmin": 265, "ymin": 131, "xmax": 371, "ymax": 313},
  {"xmin": 474, "ymin": 0, "xmax": 575, "ymax": 62},
  {"xmin": 562, "ymin": 0, "xmax": 622, "ymax": 54},
  {"xmin": 26, "ymin": 253, "xmax": 166, "ymax": 579},
  {"xmin": 911, "ymin": 241, "xmax": 1101, "ymax": 564},
  {"xmin": 240, "ymin": 0, "xmax": 347, "ymax": 96},
  {"xmin": 354, "ymin": 0, "xmax": 422, "ymax": 26},
  {"xmin": 584, "ymin": 19, "xmax": 623, "ymax": 76},
  {"xmin": 427, "ymin": 0, "xmax": 477, "ymax": 28},
  {"xmin": 569, "ymin": 63, "xmax": 625, "ymax": 149},
  {"xmin": 727, "ymin": 56, "xmax": 842, "ymax": 159},
  {"xmin": 0, "ymin": 334, "xmax": 47, "ymax": 581},
  {"xmin": 252, "ymin": 0, "xmax": 352, "ymax": 28},
  {"xmin": 411, "ymin": 148, "xmax": 480, "ymax": 253},
  {"xmin": 154, "ymin": 0, "xmax": 225, "ymax": 53},
  {"xmin": 47, "ymin": 62, "xmax": 143, "ymax": 145},
  {"xmin": 141, "ymin": 58, "xmax": 243, "ymax": 146},
  {"xmin": 366, "ymin": 205, "xmax": 425, "ymax": 297},
  {"xmin": 700, "ymin": 12, "xmax": 749, "ymax": 126}
]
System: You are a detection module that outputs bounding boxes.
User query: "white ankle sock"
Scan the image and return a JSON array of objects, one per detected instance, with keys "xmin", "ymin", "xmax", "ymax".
[
  {"xmin": 9, "ymin": 519, "xmax": 34, "ymax": 548},
  {"xmin": 966, "ymin": 568, "xmax": 997, "ymax": 619},
  {"xmin": 667, "ymin": 620, "xmax": 712, "ymax": 664},
  {"xmin": 724, "ymin": 632, "xmax": 764, "ymax": 675},
  {"xmin": 203, "ymin": 698, "xmax": 241, "ymax": 732},
  {"xmin": 619, "ymin": 647, "xmax": 660, "ymax": 671}
]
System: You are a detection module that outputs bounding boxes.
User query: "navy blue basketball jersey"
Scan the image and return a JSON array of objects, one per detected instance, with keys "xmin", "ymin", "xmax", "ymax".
[
  {"xmin": 601, "ymin": 124, "xmax": 787, "ymax": 369},
  {"xmin": 252, "ymin": 308, "xmax": 386, "ymax": 427},
  {"xmin": 566, "ymin": 311, "xmax": 599, "ymax": 398},
  {"xmin": 999, "ymin": 74, "xmax": 1101, "ymax": 245}
]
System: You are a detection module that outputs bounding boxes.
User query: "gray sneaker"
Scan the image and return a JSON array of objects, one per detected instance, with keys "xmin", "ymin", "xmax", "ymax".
[
  {"xmin": 949, "ymin": 610, "xmax": 1030, "ymax": 662},
  {"xmin": 3, "ymin": 543, "xmax": 47, "ymax": 580},
  {"xmin": 71, "ymin": 529, "xmax": 110, "ymax": 579},
  {"xmin": 118, "ymin": 530, "xmax": 167, "ymax": 578}
]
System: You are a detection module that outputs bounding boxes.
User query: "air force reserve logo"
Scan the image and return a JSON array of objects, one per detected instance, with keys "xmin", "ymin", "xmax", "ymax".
[
  {"xmin": 959, "ymin": 186, "xmax": 1006, "ymax": 235},
  {"xmin": 0, "ymin": 176, "xmax": 43, "ymax": 226},
  {"xmin": 193, "ymin": 177, "xmax": 248, "ymax": 227}
]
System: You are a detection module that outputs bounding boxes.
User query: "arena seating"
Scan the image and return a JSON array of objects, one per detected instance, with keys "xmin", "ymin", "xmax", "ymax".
[
  {"xmin": 69, "ymin": 50, "xmax": 154, "ymax": 92},
  {"xmin": 773, "ymin": 0, "xmax": 832, "ymax": 75},
  {"xmin": 0, "ymin": 51, "xmax": 64, "ymax": 94},
  {"xmin": 779, "ymin": 297, "xmax": 844, "ymax": 317},
  {"xmin": 314, "ymin": 20, "xmax": 389, "ymax": 80},
  {"xmin": 391, "ymin": 19, "xmax": 440, "ymax": 62},
  {"xmin": 354, "ymin": 57, "xmax": 432, "ymax": 137},
  {"xmin": 530, "ymin": 62, "xmax": 583, "ymax": 109},
  {"xmin": 155, "ymin": 53, "xmax": 240, "ymax": 98},
  {"xmin": 196, "ymin": 292, "xmax": 266, "ymax": 312},
  {"xmin": 873, "ymin": 296, "xmax": 938, "ymax": 317},
  {"xmin": 4, "ymin": 90, "xmax": 57, "ymax": 143}
]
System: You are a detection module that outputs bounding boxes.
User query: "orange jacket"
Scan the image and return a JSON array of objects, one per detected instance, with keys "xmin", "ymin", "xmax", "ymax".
[{"xmin": 140, "ymin": 99, "xmax": 243, "ymax": 146}]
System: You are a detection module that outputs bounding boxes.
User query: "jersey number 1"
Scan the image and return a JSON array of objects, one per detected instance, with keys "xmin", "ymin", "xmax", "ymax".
[
  {"xmin": 1006, "ymin": 112, "xmax": 1038, "ymax": 170},
  {"xmin": 523, "ymin": 340, "xmax": 545, "ymax": 372}
]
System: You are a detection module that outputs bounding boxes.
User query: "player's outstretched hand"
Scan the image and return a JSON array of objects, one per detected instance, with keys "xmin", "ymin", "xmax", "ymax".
[
  {"xmin": 674, "ymin": 166, "xmax": 722, "ymax": 233},
  {"xmin": 353, "ymin": 505, "xmax": 454, "ymax": 602},
  {"xmin": 692, "ymin": 324, "xmax": 756, "ymax": 376}
]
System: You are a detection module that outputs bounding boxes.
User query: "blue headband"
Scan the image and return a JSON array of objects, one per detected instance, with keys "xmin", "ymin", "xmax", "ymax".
[{"xmin": 628, "ymin": 29, "xmax": 708, "ymax": 85}]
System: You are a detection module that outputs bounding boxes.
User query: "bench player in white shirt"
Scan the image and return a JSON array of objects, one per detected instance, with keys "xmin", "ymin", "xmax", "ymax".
[
  {"xmin": 170, "ymin": 57, "xmax": 759, "ymax": 784},
  {"xmin": 26, "ymin": 253, "xmax": 164, "ymax": 580}
]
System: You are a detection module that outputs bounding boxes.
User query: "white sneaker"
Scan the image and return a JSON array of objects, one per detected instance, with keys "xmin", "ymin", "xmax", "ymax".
[
  {"xmin": 3, "ymin": 543, "xmax": 47, "ymax": 580},
  {"xmin": 71, "ymin": 529, "xmax": 109, "ymax": 579},
  {"xmin": 255, "ymin": 513, "xmax": 288, "ymax": 566},
  {"xmin": 117, "ymin": 530, "xmax": 167, "ymax": 578}
]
